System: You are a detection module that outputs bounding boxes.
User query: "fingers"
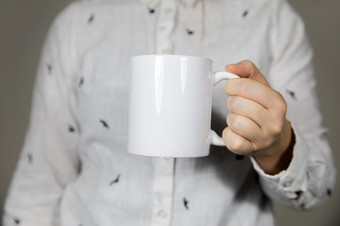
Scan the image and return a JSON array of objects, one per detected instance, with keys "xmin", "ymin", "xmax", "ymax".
[
  {"xmin": 225, "ymin": 60, "xmax": 283, "ymax": 109},
  {"xmin": 222, "ymin": 127, "xmax": 254, "ymax": 155},
  {"xmin": 227, "ymin": 96, "xmax": 268, "ymax": 127},
  {"xmin": 222, "ymin": 60, "xmax": 289, "ymax": 155},
  {"xmin": 226, "ymin": 113, "xmax": 262, "ymax": 143},
  {"xmin": 225, "ymin": 78, "xmax": 283, "ymax": 110},
  {"xmin": 225, "ymin": 60, "xmax": 269, "ymax": 85},
  {"xmin": 227, "ymin": 95, "xmax": 286, "ymax": 141}
]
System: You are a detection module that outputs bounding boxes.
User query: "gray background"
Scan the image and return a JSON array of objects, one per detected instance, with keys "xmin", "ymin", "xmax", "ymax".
[{"xmin": 0, "ymin": 0, "xmax": 339, "ymax": 225}]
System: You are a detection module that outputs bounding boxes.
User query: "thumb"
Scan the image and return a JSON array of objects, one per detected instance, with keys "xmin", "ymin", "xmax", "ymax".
[{"xmin": 225, "ymin": 60, "xmax": 269, "ymax": 86}]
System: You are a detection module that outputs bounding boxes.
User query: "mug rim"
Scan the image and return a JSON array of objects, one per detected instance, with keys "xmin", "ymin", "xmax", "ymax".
[{"xmin": 132, "ymin": 54, "xmax": 212, "ymax": 62}]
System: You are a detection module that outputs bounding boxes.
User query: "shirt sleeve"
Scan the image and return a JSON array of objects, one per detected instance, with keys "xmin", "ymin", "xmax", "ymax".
[
  {"xmin": 3, "ymin": 4, "xmax": 80, "ymax": 226},
  {"xmin": 250, "ymin": 0, "xmax": 336, "ymax": 210}
]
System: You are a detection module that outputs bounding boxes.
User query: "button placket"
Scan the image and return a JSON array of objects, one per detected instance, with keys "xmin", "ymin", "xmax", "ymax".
[
  {"xmin": 176, "ymin": 0, "xmax": 204, "ymax": 52},
  {"xmin": 155, "ymin": 0, "xmax": 178, "ymax": 54},
  {"xmin": 152, "ymin": 1, "xmax": 178, "ymax": 221},
  {"xmin": 157, "ymin": 209, "xmax": 168, "ymax": 218},
  {"xmin": 151, "ymin": 158, "xmax": 175, "ymax": 226}
]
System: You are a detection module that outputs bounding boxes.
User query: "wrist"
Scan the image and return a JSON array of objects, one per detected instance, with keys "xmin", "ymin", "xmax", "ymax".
[{"xmin": 252, "ymin": 120, "xmax": 295, "ymax": 175}]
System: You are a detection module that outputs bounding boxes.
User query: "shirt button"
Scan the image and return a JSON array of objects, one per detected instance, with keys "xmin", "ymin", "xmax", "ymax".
[
  {"xmin": 157, "ymin": 209, "xmax": 168, "ymax": 218},
  {"xmin": 164, "ymin": 7, "xmax": 174, "ymax": 13},
  {"xmin": 161, "ymin": 49, "xmax": 171, "ymax": 54}
]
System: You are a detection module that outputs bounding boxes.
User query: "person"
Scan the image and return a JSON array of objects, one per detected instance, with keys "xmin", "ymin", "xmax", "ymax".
[{"xmin": 3, "ymin": 0, "xmax": 336, "ymax": 225}]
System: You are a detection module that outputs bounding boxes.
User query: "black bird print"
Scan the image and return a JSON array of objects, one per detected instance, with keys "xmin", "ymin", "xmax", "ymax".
[
  {"xmin": 46, "ymin": 63, "xmax": 53, "ymax": 75},
  {"xmin": 327, "ymin": 188, "xmax": 332, "ymax": 197},
  {"xmin": 186, "ymin": 28, "xmax": 194, "ymax": 35},
  {"xmin": 286, "ymin": 89, "xmax": 297, "ymax": 100},
  {"xmin": 109, "ymin": 174, "xmax": 120, "ymax": 185},
  {"xmin": 183, "ymin": 197, "xmax": 189, "ymax": 210},
  {"xmin": 148, "ymin": 8, "xmax": 155, "ymax": 14},
  {"xmin": 243, "ymin": 10, "xmax": 249, "ymax": 18},
  {"xmin": 27, "ymin": 153, "xmax": 33, "ymax": 164},
  {"xmin": 88, "ymin": 13, "xmax": 95, "ymax": 24},
  {"xmin": 99, "ymin": 119, "xmax": 110, "ymax": 129},
  {"xmin": 79, "ymin": 77, "xmax": 84, "ymax": 87},
  {"xmin": 68, "ymin": 125, "xmax": 75, "ymax": 133},
  {"xmin": 13, "ymin": 217, "xmax": 20, "ymax": 224}
]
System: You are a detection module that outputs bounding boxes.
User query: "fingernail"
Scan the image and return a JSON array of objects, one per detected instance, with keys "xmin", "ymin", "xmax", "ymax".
[{"xmin": 225, "ymin": 63, "xmax": 240, "ymax": 72}]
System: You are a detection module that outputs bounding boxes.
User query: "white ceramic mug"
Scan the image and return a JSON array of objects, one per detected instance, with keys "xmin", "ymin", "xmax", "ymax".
[{"xmin": 128, "ymin": 55, "xmax": 239, "ymax": 158}]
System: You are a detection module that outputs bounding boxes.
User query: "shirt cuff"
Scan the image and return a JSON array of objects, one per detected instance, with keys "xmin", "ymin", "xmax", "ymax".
[{"xmin": 250, "ymin": 122, "xmax": 309, "ymax": 200}]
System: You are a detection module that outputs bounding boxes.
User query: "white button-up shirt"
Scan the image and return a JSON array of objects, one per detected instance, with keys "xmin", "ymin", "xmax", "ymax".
[{"xmin": 3, "ymin": 0, "xmax": 336, "ymax": 226}]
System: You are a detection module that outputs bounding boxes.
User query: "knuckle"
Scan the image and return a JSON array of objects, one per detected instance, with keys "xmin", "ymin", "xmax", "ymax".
[
  {"xmin": 230, "ymin": 143, "xmax": 241, "ymax": 152},
  {"xmin": 278, "ymin": 101, "xmax": 287, "ymax": 115},
  {"xmin": 271, "ymin": 122, "xmax": 284, "ymax": 136},
  {"xmin": 275, "ymin": 92, "xmax": 288, "ymax": 114},
  {"xmin": 228, "ymin": 114, "xmax": 242, "ymax": 129},
  {"xmin": 243, "ymin": 60, "xmax": 256, "ymax": 72},
  {"xmin": 261, "ymin": 131, "xmax": 276, "ymax": 148},
  {"xmin": 261, "ymin": 140, "xmax": 272, "ymax": 151},
  {"xmin": 265, "ymin": 134, "xmax": 276, "ymax": 146},
  {"xmin": 222, "ymin": 127, "xmax": 229, "ymax": 139},
  {"xmin": 225, "ymin": 80, "xmax": 236, "ymax": 96},
  {"xmin": 242, "ymin": 59, "xmax": 253, "ymax": 67},
  {"xmin": 227, "ymin": 96, "xmax": 238, "ymax": 112},
  {"xmin": 229, "ymin": 139, "xmax": 242, "ymax": 152},
  {"xmin": 223, "ymin": 128, "xmax": 241, "ymax": 152}
]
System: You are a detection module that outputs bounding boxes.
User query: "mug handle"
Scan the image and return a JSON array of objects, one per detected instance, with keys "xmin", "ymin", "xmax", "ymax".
[{"xmin": 209, "ymin": 71, "xmax": 240, "ymax": 146}]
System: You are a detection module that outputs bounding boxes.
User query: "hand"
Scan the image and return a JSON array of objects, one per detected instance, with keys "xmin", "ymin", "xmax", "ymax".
[{"xmin": 223, "ymin": 60, "xmax": 293, "ymax": 174}]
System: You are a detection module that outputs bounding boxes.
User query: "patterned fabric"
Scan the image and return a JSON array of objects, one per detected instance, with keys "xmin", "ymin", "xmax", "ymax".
[{"xmin": 3, "ymin": 0, "xmax": 336, "ymax": 226}]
